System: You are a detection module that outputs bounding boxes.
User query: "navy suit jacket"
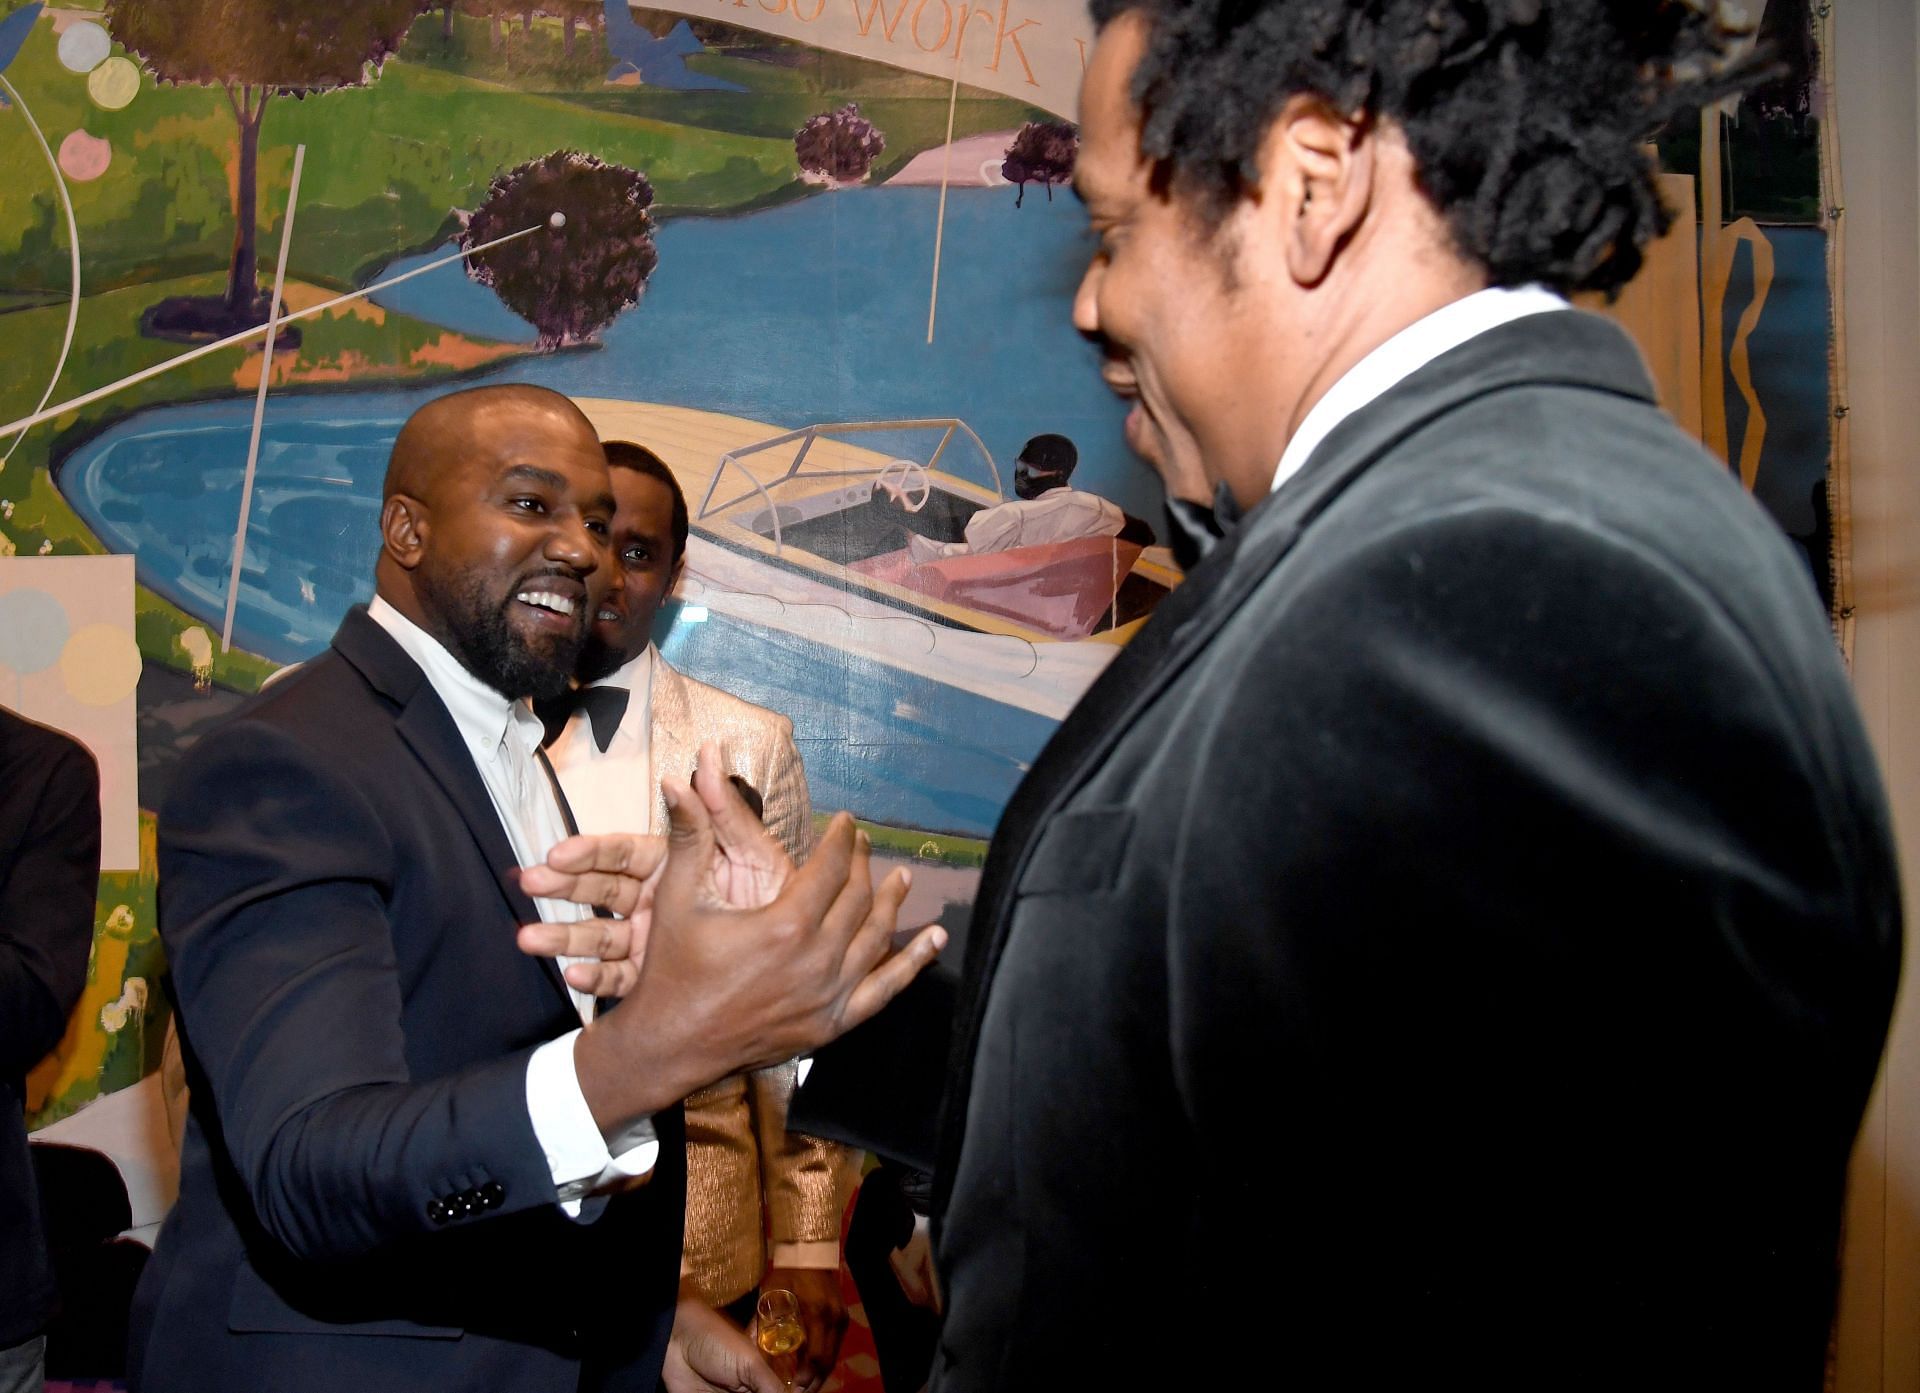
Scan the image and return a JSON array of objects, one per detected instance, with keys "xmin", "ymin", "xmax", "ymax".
[
  {"xmin": 131, "ymin": 608, "xmax": 683, "ymax": 1392},
  {"xmin": 0, "ymin": 707, "xmax": 99, "ymax": 1348}
]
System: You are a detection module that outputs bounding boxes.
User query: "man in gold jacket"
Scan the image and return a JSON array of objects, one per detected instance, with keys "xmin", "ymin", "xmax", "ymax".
[{"xmin": 540, "ymin": 440, "xmax": 861, "ymax": 1393}]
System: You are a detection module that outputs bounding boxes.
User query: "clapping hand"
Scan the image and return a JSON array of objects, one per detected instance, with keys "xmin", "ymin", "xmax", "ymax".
[
  {"xmin": 519, "ymin": 740, "xmax": 947, "ymax": 1126},
  {"xmin": 516, "ymin": 743, "xmax": 797, "ymax": 998}
]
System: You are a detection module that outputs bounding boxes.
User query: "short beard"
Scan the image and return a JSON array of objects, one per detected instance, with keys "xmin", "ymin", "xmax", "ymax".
[
  {"xmin": 417, "ymin": 566, "xmax": 580, "ymax": 702},
  {"xmin": 575, "ymin": 629, "xmax": 630, "ymax": 686}
]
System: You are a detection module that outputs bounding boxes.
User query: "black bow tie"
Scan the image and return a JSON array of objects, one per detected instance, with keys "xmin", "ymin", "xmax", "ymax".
[{"xmin": 539, "ymin": 684, "xmax": 629, "ymax": 752}]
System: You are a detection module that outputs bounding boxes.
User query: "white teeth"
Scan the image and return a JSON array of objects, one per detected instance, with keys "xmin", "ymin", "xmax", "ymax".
[
  {"xmin": 597, "ymin": 610, "xmax": 619, "ymax": 622},
  {"xmin": 516, "ymin": 591, "xmax": 576, "ymax": 616}
]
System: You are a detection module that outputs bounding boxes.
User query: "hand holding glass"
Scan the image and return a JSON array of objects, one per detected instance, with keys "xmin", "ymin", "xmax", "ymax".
[{"xmin": 755, "ymin": 1288, "xmax": 807, "ymax": 1390}]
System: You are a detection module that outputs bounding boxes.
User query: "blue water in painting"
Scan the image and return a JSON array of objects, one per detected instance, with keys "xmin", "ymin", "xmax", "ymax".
[
  {"xmin": 54, "ymin": 188, "xmax": 1834, "ymax": 832},
  {"xmin": 59, "ymin": 389, "xmax": 1056, "ymax": 835},
  {"xmin": 363, "ymin": 185, "xmax": 1154, "ymax": 523},
  {"xmin": 59, "ymin": 187, "xmax": 1112, "ymax": 835}
]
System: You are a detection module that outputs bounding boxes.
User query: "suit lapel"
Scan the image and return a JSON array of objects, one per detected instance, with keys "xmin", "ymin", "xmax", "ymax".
[
  {"xmin": 647, "ymin": 657, "xmax": 694, "ymax": 838},
  {"xmin": 332, "ymin": 607, "xmax": 576, "ymax": 1013},
  {"xmin": 932, "ymin": 310, "xmax": 1662, "ymax": 1212}
]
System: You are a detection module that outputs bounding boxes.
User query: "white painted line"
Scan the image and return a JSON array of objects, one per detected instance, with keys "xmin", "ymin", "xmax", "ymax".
[
  {"xmin": 0, "ymin": 221, "xmax": 551, "ymax": 443},
  {"xmin": 221, "ymin": 143, "xmax": 305, "ymax": 654},
  {"xmin": 0, "ymin": 73, "xmax": 82, "ymax": 465},
  {"xmin": 925, "ymin": 32, "xmax": 967, "ymax": 346}
]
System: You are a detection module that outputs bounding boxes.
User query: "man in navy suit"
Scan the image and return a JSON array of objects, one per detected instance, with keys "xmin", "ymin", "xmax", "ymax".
[{"xmin": 134, "ymin": 384, "xmax": 939, "ymax": 1393}]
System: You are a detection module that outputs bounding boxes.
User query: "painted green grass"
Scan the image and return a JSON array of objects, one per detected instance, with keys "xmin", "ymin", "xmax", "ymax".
[
  {"xmin": 396, "ymin": 9, "xmax": 614, "ymax": 91},
  {"xmin": 0, "ymin": 20, "xmax": 798, "ymax": 295},
  {"xmin": 2, "ymin": 12, "xmax": 1048, "ymax": 299},
  {"xmin": 561, "ymin": 41, "xmax": 1048, "ymax": 169},
  {"xmin": 2, "ymin": 271, "xmax": 528, "ymax": 689},
  {"xmin": 837, "ymin": 816, "xmax": 989, "ymax": 868},
  {"xmin": 567, "ymin": 79, "xmax": 1044, "ymax": 179}
]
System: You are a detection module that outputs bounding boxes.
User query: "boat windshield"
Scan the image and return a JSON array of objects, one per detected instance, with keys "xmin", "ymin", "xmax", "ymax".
[{"xmin": 695, "ymin": 419, "xmax": 1002, "ymax": 562}]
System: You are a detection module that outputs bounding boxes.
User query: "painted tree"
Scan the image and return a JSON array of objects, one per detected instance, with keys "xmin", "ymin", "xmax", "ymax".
[
  {"xmin": 107, "ymin": 0, "xmax": 428, "ymax": 332},
  {"xmin": 462, "ymin": 150, "xmax": 657, "ymax": 348},
  {"xmin": 1002, "ymin": 120, "xmax": 1077, "ymax": 207},
  {"xmin": 549, "ymin": 0, "xmax": 602, "ymax": 56},
  {"xmin": 458, "ymin": 0, "xmax": 512, "ymax": 48},
  {"xmin": 795, "ymin": 103, "xmax": 885, "ymax": 187}
]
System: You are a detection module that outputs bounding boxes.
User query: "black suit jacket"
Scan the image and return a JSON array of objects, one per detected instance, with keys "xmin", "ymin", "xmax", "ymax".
[
  {"xmin": 0, "ymin": 707, "xmax": 99, "ymax": 1348},
  {"xmin": 131, "ymin": 608, "xmax": 684, "ymax": 1392},
  {"xmin": 804, "ymin": 312, "xmax": 1902, "ymax": 1391}
]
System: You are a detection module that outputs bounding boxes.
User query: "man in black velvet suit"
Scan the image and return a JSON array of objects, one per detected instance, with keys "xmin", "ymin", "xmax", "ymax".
[
  {"xmin": 784, "ymin": 2, "xmax": 1904, "ymax": 1388},
  {"xmin": 134, "ymin": 385, "xmax": 937, "ymax": 1393},
  {"xmin": 0, "ymin": 706, "xmax": 99, "ymax": 1393}
]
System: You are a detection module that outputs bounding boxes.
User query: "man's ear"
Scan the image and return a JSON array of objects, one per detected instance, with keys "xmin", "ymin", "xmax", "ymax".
[
  {"xmin": 381, "ymin": 494, "xmax": 430, "ymax": 572},
  {"xmin": 1257, "ymin": 94, "xmax": 1374, "ymax": 287}
]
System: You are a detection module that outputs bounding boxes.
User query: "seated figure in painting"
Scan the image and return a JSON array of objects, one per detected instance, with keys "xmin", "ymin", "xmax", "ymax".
[{"xmin": 878, "ymin": 434, "xmax": 1152, "ymax": 562}]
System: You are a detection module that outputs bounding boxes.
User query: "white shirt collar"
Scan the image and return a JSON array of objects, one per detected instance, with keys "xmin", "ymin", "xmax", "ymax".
[
  {"xmin": 583, "ymin": 644, "xmax": 655, "ymax": 695},
  {"xmin": 1270, "ymin": 284, "xmax": 1570, "ymax": 494},
  {"xmin": 367, "ymin": 594, "xmax": 544, "ymax": 765}
]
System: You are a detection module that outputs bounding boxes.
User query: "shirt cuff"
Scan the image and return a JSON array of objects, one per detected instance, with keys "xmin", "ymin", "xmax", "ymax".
[
  {"xmin": 769, "ymin": 1240, "xmax": 842, "ymax": 1269},
  {"xmin": 526, "ymin": 1030, "xmax": 660, "ymax": 1220}
]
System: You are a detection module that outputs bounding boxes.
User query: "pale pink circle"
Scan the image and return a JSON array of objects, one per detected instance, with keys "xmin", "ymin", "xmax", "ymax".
[{"xmin": 57, "ymin": 129, "xmax": 111, "ymax": 182}]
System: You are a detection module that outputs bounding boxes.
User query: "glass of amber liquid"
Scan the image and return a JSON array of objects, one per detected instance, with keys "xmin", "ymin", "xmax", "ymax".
[{"xmin": 756, "ymin": 1288, "xmax": 806, "ymax": 1390}]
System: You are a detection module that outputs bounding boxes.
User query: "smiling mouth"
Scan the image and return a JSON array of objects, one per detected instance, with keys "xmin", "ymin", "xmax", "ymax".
[
  {"xmin": 516, "ymin": 590, "xmax": 577, "ymax": 616},
  {"xmin": 595, "ymin": 605, "xmax": 621, "ymax": 623},
  {"xmin": 511, "ymin": 580, "xmax": 588, "ymax": 630}
]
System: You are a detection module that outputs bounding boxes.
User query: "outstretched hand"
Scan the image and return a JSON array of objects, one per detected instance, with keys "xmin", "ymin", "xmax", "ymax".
[
  {"xmin": 533, "ymin": 741, "xmax": 947, "ymax": 1132},
  {"xmin": 516, "ymin": 747, "xmax": 798, "ymax": 998}
]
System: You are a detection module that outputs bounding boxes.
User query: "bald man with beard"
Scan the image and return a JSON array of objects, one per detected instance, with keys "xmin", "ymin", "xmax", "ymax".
[{"xmin": 133, "ymin": 385, "xmax": 939, "ymax": 1393}]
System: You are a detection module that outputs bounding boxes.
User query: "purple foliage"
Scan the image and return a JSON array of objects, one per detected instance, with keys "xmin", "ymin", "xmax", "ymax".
[
  {"xmin": 794, "ymin": 103, "xmax": 886, "ymax": 185},
  {"xmin": 462, "ymin": 150, "xmax": 658, "ymax": 348},
  {"xmin": 1001, "ymin": 120, "xmax": 1077, "ymax": 208},
  {"xmin": 107, "ymin": 0, "xmax": 429, "ymax": 93}
]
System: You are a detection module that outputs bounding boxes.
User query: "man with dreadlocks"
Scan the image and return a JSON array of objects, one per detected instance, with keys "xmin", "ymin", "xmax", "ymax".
[{"xmin": 790, "ymin": 1, "xmax": 1903, "ymax": 1388}]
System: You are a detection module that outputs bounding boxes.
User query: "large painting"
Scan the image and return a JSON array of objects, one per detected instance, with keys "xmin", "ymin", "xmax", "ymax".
[{"xmin": 0, "ymin": 0, "xmax": 1844, "ymax": 1383}]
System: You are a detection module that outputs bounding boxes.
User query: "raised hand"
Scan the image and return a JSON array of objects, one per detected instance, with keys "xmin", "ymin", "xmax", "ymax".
[
  {"xmin": 515, "ymin": 833, "xmax": 664, "ymax": 999},
  {"xmin": 517, "ymin": 743, "xmax": 803, "ymax": 998},
  {"xmin": 565, "ymin": 766, "xmax": 946, "ymax": 1135}
]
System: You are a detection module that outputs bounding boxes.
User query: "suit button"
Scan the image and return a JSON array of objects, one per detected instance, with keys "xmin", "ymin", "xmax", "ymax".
[
  {"xmin": 479, "ymin": 1182, "xmax": 505, "ymax": 1209},
  {"xmin": 427, "ymin": 1199, "xmax": 450, "ymax": 1224}
]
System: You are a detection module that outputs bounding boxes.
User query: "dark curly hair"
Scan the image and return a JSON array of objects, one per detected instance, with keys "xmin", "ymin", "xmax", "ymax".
[{"xmin": 1089, "ymin": 0, "xmax": 1770, "ymax": 296}]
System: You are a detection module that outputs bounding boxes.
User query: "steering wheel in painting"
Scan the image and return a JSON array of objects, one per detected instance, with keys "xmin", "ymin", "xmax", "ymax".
[{"xmin": 874, "ymin": 457, "xmax": 932, "ymax": 514}]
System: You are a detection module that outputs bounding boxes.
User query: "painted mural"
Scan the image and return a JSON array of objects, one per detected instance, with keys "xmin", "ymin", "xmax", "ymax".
[{"xmin": 0, "ymin": 0, "xmax": 1841, "ymax": 1384}]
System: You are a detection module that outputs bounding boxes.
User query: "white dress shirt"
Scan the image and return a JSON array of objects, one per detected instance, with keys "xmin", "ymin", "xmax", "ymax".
[
  {"xmin": 1271, "ymin": 284, "xmax": 1570, "ymax": 494},
  {"xmin": 545, "ymin": 651, "xmax": 841, "ymax": 1274},
  {"xmin": 544, "ymin": 646, "xmax": 657, "ymax": 835},
  {"xmin": 367, "ymin": 597, "xmax": 657, "ymax": 1216}
]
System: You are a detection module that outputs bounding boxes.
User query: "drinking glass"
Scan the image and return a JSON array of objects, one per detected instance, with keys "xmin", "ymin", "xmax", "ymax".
[{"xmin": 755, "ymin": 1288, "xmax": 806, "ymax": 1390}]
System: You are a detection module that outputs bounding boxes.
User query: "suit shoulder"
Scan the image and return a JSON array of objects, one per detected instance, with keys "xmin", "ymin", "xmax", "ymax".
[
  {"xmin": 206, "ymin": 651, "xmax": 376, "ymax": 741},
  {"xmin": 0, "ymin": 706, "xmax": 99, "ymax": 798},
  {"xmin": 1324, "ymin": 386, "xmax": 1823, "ymax": 649},
  {"xmin": 659, "ymin": 659, "xmax": 794, "ymax": 740},
  {"xmin": 164, "ymin": 653, "xmax": 383, "ymax": 800}
]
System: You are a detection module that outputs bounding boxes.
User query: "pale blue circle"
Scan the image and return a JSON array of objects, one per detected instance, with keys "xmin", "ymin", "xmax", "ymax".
[
  {"xmin": 57, "ymin": 22, "xmax": 111, "ymax": 74},
  {"xmin": 0, "ymin": 588, "xmax": 71, "ymax": 674}
]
